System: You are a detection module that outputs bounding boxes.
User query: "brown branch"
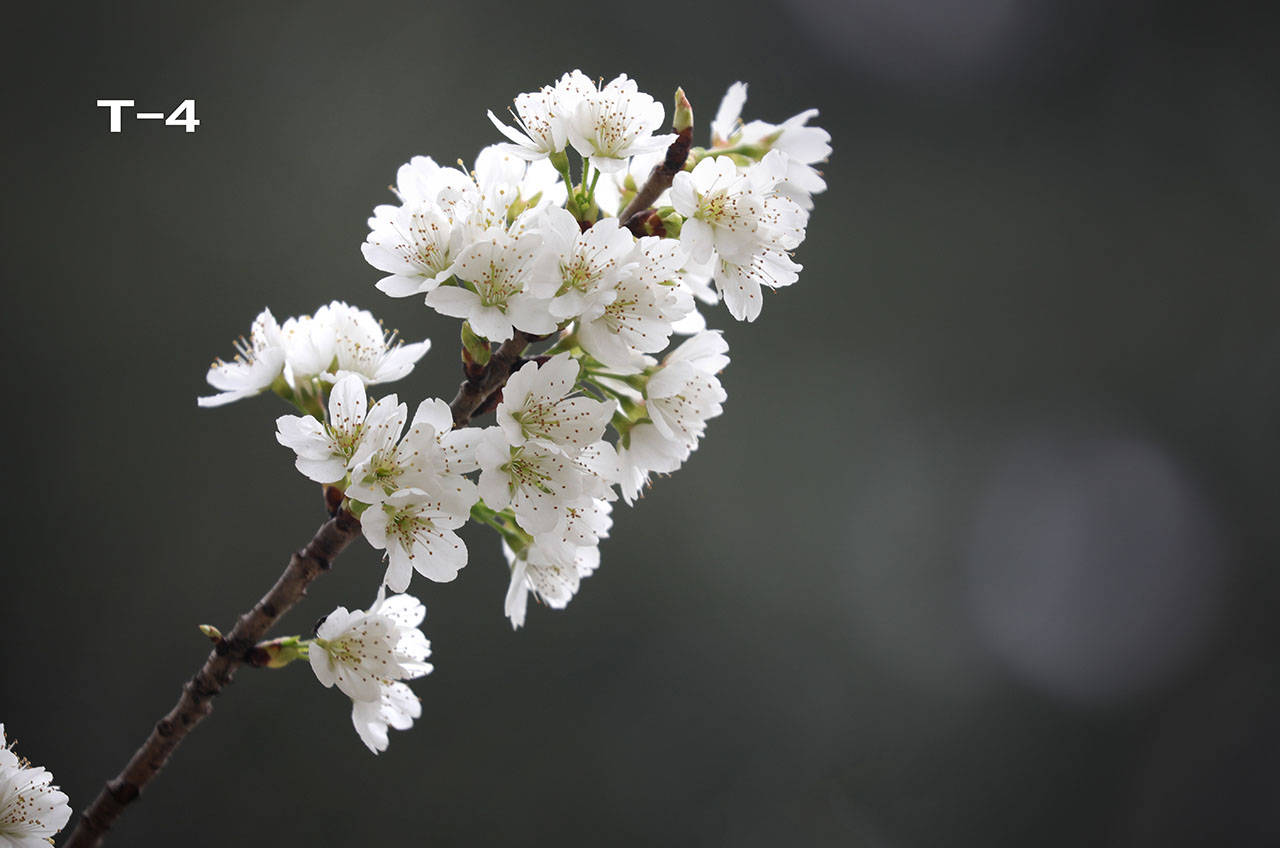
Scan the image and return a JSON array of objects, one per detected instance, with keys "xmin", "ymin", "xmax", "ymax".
[
  {"xmin": 448, "ymin": 331, "xmax": 532, "ymax": 428},
  {"xmin": 618, "ymin": 124, "xmax": 693, "ymax": 228},
  {"xmin": 66, "ymin": 506, "xmax": 361, "ymax": 846},
  {"xmin": 67, "ymin": 331, "xmax": 537, "ymax": 846}
]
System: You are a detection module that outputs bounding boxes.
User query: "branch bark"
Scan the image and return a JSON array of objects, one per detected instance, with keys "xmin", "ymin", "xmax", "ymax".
[
  {"xmin": 67, "ymin": 331, "xmax": 535, "ymax": 847},
  {"xmin": 448, "ymin": 331, "xmax": 531, "ymax": 428},
  {"xmin": 618, "ymin": 123, "xmax": 693, "ymax": 229},
  {"xmin": 65, "ymin": 507, "xmax": 360, "ymax": 846}
]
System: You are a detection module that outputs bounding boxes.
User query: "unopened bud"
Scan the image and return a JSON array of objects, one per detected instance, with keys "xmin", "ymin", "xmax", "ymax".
[
  {"xmin": 673, "ymin": 87, "xmax": 694, "ymax": 133},
  {"xmin": 247, "ymin": 636, "xmax": 308, "ymax": 669},
  {"xmin": 626, "ymin": 208, "xmax": 666, "ymax": 238},
  {"xmin": 461, "ymin": 321, "xmax": 492, "ymax": 367},
  {"xmin": 659, "ymin": 208, "xmax": 683, "ymax": 239}
]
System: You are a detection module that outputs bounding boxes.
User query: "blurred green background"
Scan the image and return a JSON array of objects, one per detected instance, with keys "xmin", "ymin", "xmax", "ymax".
[{"xmin": 3, "ymin": 0, "xmax": 1279, "ymax": 845}]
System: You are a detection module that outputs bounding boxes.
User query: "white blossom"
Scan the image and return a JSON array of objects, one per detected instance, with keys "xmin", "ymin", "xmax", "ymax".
[
  {"xmin": 405, "ymin": 398, "xmax": 485, "ymax": 477},
  {"xmin": 0, "ymin": 724, "xmax": 71, "ymax": 847},
  {"xmin": 486, "ymin": 72, "xmax": 592, "ymax": 162},
  {"xmin": 670, "ymin": 154, "xmax": 806, "ymax": 321},
  {"xmin": 207, "ymin": 303, "xmax": 428, "ymax": 405},
  {"xmin": 363, "ymin": 154, "xmax": 480, "ymax": 299},
  {"xmin": 709, "ymin": 81, "xmax": 750, "ymax": 147},
  {"xmin": 322, "ymin": 301, "xmax": 431, "ymax": 386},
  {"xmin": 612, "ymin": 332, "xmax": 728, "ymax": 503},
  {"xmin": 424, "ymin": 232, "xmax": 557, "ymax": 341},
  {"xmin": 566, "ymin": 73, "xmax": 675, "ymax": 173},
  {"xmin": 710, "ymin": 248, "xmax": 802, "ymax": 322},
  {"xmin": 644, "ymin": 330, "xmax": 729, "ymax": 446},
  {"xmin": 390, "ymin": 155, "xmax": 477, "ymax": 211},
  {"xmin": 362, "ymin": 202, "xmax": 468, "ymax": 298},
  {"xmin": 351, "ymin": 681, "xmax": 421, "ymax": 755},
  {"xmin": 309, "ymin": 590, "xmax": 432, "ymax": 704},
  {"xmin": 615, "ymin": 423, "xmax": 688, "ymax": 505},
  {"xmin": 476, "ymin": 428, "xmax": 584, "ymax": 535},
  {"xmin": 347, "ymin": 396, "xmax": 482, "ymax": 507},
  {"xmin": 495, "ymin": 353, "xmax": 612, "ymax": 454},
  {"xmin": 575, "ymin": 439, "xmax": 622, "ymax": 500},
  {"xmin": 503, "ymin": 539, "xmax": 601, "ymax": 629},
  {"xmin": 447, "ymin": 146, "xmax": 561, "ymax": 240},
  {"xmin": 527, "ymin": 207, "xmax": 635, "ymax": 320},
  {"xmin": 362, "ymin": 485, "xmax": 476, "ymax": 591},
  {"xmin": 541, "ymin": 439, "xmax": 620, "ymax": 551},
  {"xmin": 277, "ymin": 310, "xmax": 337, "ymax": 389},
  {"xmin": 670, "ymin": 156, "xmax": 767, "ymax": 266},
  {"xmin": 577, "ymin": 236, "xmax": 693, "ymax": 368},
  {"xmin": 309, "ymin": 593, "xmax": 432, "ymax": 754},
  {"xmin": 549, "ymin": 495, "xmax": 613, "ymax": 551},
  {"xmin": 709, "ymin": 81, "xmax": 831, "ymax": 211},
  {"xmin": 364, "ymin": 146, "xmax": 564, "ymax": 304},
  {"xmin": 341, "ymin": 394, "xmax": 409, "ymax": 500},
  {"xmin": 275, "ymin": 374, "xmax": 376, "ymax": 484},
  {"xmin": 197, "ymin": 308, "xmax": 285, "ymax": 407}
]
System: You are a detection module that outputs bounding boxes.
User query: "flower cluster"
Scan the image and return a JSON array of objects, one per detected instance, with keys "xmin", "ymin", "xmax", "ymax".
[
  {"xmin": 309, "ymin": 591, "xmax": 432, "ymax": 753},
  {"xmin": 198, "ymin": 71, "xmax": 827, "ymax": 752},
  {"xmin": 199, "ymin": 300, "xmax": 430, "ymax": 410},
  {"xmin": 0, "ymin": 724, "xmax": 71, "ymax": 847}
]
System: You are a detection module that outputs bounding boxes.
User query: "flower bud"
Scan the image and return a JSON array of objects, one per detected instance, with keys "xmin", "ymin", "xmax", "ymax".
[
  {"xmin": 461, "ymin": 321, "xmax": 492, "ymax": 364},
  {"xmin": 673, "ymin": 87, "xmax": 694, "ymax": 133},
  {"xmin": 246, "ymin": 636, "xmax": 308, "ymax": 669}
]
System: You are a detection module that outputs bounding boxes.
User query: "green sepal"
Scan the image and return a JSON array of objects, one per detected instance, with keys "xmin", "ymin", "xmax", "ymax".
[
  {"xmin": 461, "ymin": 321, "xmax": 492, "ymax": 366},
  {"xmin": 248, "ymin": 635, "xmax": 309, "ymax": 669}
]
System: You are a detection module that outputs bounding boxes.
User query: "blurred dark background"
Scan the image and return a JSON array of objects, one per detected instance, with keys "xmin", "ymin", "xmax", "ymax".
[{"xmin": 3, "ymin": 0, "xmax": 1279, "ymax": 845}]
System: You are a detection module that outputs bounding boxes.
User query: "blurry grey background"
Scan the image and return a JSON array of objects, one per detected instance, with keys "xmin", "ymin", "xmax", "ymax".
[{"xmin": 3, "ymin": 0, "xmax": 1279, "ymax": 845}]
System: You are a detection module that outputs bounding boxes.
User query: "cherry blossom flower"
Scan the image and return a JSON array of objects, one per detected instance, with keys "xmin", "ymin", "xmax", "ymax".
[
  {"xmin": 503, "ymin": 539, "xmax": 601, "ymax": 629},
  {"xmin": 495, "ymin": 354, "xmax": 613, "ymax": 455},
  {"xmin": 566, "ymin": 73, "xmax": 675, "ymax": 173},
  {"xmin": 670, "ymin": 155, "xmax": 768, "ymax": 266},
  {"xmin": 309, "ymin": 593, "xmax": 432, "ymax": 754},
  {"xmin": 576, "ymin": 236, "xmax": 693, "ymax": 367},
  {"xmin": 365, "ymin": 146, "xmax": 564, "ymax": 304},
  {"xmin": 351, "ymin": 681, "xmax": 422, "ymax": 755},
  {"xmin": 362, "ymin": 485, "xmax": 477, "ymax": 591},
  {"xmin": 197, "ymin": 308, "xmax": 285, "ymax": 407},
  {"xmin": 347, "ymin": 396, "xmax": 483, "ymax": 505},
  {"xmin": 615, "ymin": 423, "xmax": 688, "ymax": 505},
  {"xmin": 322, "ymin": 301, "xmax": 431, "ymax": 386},
  {"xmin": 404, "ymin": 398, "xmax": 485, "ymax": 478},
  {"xmin": 527, "ymin": 207, "xmax": 636, "ymax": 320},
  {"xmin": 425, "ymin": 232, "xmax": 557, "ymax": 341},
  {"xmin": 644, "ymin": 331, "xmax": 729, "ymax": 446},
  {"xmin": 278, "ymin": 310, "xmax": 338, "ymax": 388},
  {"xmin": 487, "ymin": 71, "xmax": 594, "ymax": 162},
  {"xmin": 309, "ymin": 590, "xmax": 432, "ymax": 703},
  {"xmin": 711, "ymin": 247, "xmax": 802, "ymax": 322},
  {"xmin": 476, "ymin": 428, "xmax": 585, "ymax": 535},
  {"xmin": 275, "ymin": 374, "xmax": 379, "ymax": 484},
  {"xmin": 205, "ymin": 303, "xmax": 429, "ymax": 406},
  {"xmin": 671, "ymin": 154, "xmax": 806, "ymax": 321},
  {"xmin": 390, "ymin": 155, "xmax": 476, "ymax": 211},
  {"xmin": 709, "ymin": 81, "xmax": 831, "ymax": 211},
  {"xmin": 362, "ymin": 202, "xmax": 468, "ymax": 298},
  {"xmin": 0, "ymin": 724, "xmax": 71, "ymax": 847}
]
